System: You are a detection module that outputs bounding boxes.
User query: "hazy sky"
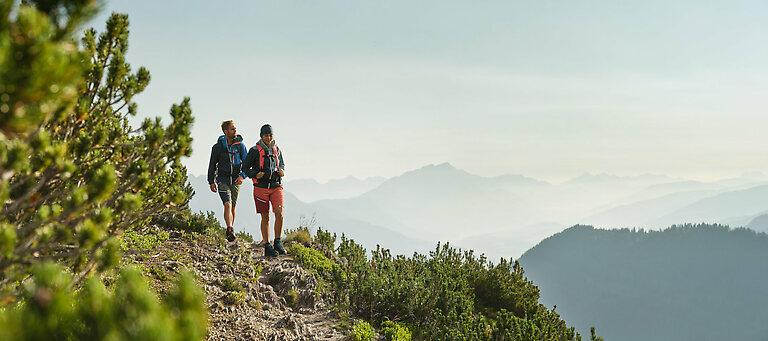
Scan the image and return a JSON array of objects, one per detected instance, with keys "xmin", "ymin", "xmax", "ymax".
[{"xmin": 94, "ymin": 0, "xmax": 768, "ymax": 183}]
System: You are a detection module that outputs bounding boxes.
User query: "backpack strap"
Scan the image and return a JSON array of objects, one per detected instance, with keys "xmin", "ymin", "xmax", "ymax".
[
  {"xmin": 257, "ymin": 144, "xmax": 265, "ymax": 169},
  {"xmin": 272, "ymin": 146, "xmax": 280, "ymax": 169}
]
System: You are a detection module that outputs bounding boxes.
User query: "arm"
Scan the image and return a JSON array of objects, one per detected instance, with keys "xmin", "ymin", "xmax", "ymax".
[
  {"xmin": 277, "ymin": 147, "xmax": 285, "ymax": 176},
  {"xmin": 238, "ymin": 143, "xmax": 248, "ymax": 180},
  {"xmin": 207, "ymin": 144, "xmax": 218, "ymax": 184},
  {"xmin": 242, "ymin": 147, "xmax": 260, "ymax": 179}
]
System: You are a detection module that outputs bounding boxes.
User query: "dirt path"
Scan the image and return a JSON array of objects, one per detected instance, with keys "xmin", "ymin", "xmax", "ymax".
[{"xmin": 129, "ymin": 229, "xmax": 348, "ymax": 341}]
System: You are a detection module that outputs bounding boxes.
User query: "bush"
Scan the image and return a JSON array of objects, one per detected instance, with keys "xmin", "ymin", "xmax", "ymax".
[
  {"xmin": 218, "ymin": 278, "xmax": 244, "ymax": 292},
  {"xmin": 120, "ymin": 229, "xmax": 170, "ymax": 251},
  {"xmin": 381, "ymin": 320, "xmax": 412, "ymax": 341},
  {"xmin": 0, "ymin": 2, "xmax": 208, "ymax": 339},
  {"xmin": 149, "ymin": 265, "xmax": 171, "ymax": 282},
  {"xmin": 315, "ymin": 227, "xmax": 336, "ymax": 250},
  {"xmin": 0, "ymin": 263, "xmax": 207, "ymax": 341},
  {"xmin": 0, "ymin": 0, "xmax": 194, "ymax": 295},
  {"xmin": 223, "ymin": 291, "xmax": 246, "ymax": 306},
  {"xmin": 350, "ymin": 320, "xmax": 376, "ymax": 341},
  {"xmin": 326, "ymin": 239, "xmax": 586, "ymax": 340},
  {"xmin": 284, "ymin": 226, "xmax": 311, "ymax": 243},
  {"xmin": 285, "ymin": 289, "xmax": 299, "ymax": 308},
  {"xmin": 236, "ymin": 230, "xmax": 255, "ymax": 243},
  {"xmin": 288, "ymin": 243, "xmax": 345, "ymax": 283},
  {"xmin": 153, "ymin": 211, "xmax": 220, "ymax": 235}
]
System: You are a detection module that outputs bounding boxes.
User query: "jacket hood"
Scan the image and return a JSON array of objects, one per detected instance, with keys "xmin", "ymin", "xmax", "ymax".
[{"xmin": 219, "ymin": 134, "xmax": 243, "ymax": 148}]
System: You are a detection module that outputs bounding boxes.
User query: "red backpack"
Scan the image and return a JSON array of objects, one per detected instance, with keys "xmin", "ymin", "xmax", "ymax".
[{"xmin": 252, "ymin": 144, "xmax": 280, "ymax": 183}]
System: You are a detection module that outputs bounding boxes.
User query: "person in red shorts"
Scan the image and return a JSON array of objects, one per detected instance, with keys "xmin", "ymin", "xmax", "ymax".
[{"xmin": 243, "ymin": 124, "xmax": 286, "ymax": 257}]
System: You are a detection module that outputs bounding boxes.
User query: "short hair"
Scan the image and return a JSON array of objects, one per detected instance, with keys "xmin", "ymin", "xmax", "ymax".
[{"xmin": 221, "ymin": 120, "xmax": 234, "ymax": 132}]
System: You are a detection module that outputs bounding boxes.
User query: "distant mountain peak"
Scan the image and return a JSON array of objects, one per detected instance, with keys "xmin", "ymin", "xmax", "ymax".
[
  {"xmin": 425, "ymin": 162, "xmax": 456, "ymax": 170},
  {"xmin": 565, "ymin": 172, "xmax": 676, "ymax": 186},
  {"xmin": 403, "ymin": 162, "xmax": 466, "ymax": 176},
  {"xmin": 739, "ymin": 171, "xmax": 767, "ymax": 179}
]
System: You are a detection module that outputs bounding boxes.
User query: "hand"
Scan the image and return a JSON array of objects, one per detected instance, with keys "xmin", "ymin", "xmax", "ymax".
[
  {"xmin": 209, "ymin": 183, "xmax": 217, "ymax": 192},
  {"xmin": 235, "ymin": 176, "xmax": 244, "ymax": 185},
  {"xmin": 277, "ymin": 169, "xmax": 284, "ymax": 177},
  {"xmin": 256, "ymin": 172, "xmax": 264, "ymax": 179}
]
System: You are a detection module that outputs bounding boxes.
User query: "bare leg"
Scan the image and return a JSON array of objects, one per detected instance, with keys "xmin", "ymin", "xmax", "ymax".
[
  {"xmin": 274, "ymin": 206, "xmax": 284, "ymax": 239},
  {"xmin": 260, "ymin": 212, "xmax": 270, "ymax": 243},
  {"xmin": 223, "ymin": 201, "xmax": 233, "ymax": 228}
]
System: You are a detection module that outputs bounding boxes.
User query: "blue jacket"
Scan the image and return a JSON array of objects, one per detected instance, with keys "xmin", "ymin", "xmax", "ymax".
[
  {"xmin": 243, "ymin": 139, "xmax": 285, "ymax": 189},
  {"xmin": 207, "ymin": 134, "xmax": 247, "ymax": 185}
]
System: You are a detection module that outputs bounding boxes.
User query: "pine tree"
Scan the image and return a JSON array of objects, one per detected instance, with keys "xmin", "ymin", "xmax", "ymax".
[
  {"xmin": 0, "ymin": 1, "xmax": 207, "ymax": 339},
  {"xmin": 0, "ymin": 0, "xmax": 192, "ymax": 293},
  {"xmin": 0, "ymin": 263, "xmax": 207, "ymax": 340}
]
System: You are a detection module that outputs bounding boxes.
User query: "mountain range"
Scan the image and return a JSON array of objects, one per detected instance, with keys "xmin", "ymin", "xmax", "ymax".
[
  {"xmin": 187, "ymin": 165, "xmax": 768, "ymax": 340},
  {"xmin": 188, "ymin": 163, "xmax": 768, "ymax": 260},
  {"xmin": 517, "ymin": 224, "xmax": 768, "ymax": 341}
]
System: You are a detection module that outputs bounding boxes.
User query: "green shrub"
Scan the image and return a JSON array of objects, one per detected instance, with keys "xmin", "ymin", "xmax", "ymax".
[
  {"xmin": 284, "ymin": 226, "xmax": 311, "ymax": 243},
  {"xmin": 381, "ymin": 320, "xmax": 412, "ymax": 341},
  {"xmin": 288, "ymin": 244, "xmax": 346, "ymax": 283},
  {"xmin": 0, "ymin": 263, "xmax": 207, "ymax": 341},
  {"xmin": 219, "ymin": 278, "xmax": 243, "ymax": 292},
  {"xmin": 315, "ymin": 227, "xmax": 336, "ymax": 250},
  {"xmin": 149, "ymin": 265, "xmax": 171, "ymax": 282},
  {"xmin": 153, "ymin": 211, "xmax": 220, "ymax": 235},
  {"xmin": 330, "ymin": 240, "xmax": 586, "ymax": 340},
  {"xmin": 236, "ymin": 230, "xmax": 255, "ymax": 243},
  {"xmin": 120, "ymin": 229, "xmax": 169, "ymax": 251},
  {"xmin": 0, "ymin": 0, "xmax": 195, "ymax": 296},
  {"xmin": 350, "ymin": 320, "xmax": 376, "ymax": 341},
  {"xmin": 223, "ymin": 292, "xmax": 247, "ymax": 306},
  {"xmin": 285, "ymin": 289, "xmax": 299, "ymax": 308}
]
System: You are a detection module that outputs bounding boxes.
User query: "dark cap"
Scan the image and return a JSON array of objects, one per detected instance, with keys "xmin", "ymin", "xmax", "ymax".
[{"xmin": 260, "ymin": 124, "xmax": 273, "ymax": 136}]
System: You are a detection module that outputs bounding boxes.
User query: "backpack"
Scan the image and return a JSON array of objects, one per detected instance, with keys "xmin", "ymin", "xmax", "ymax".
[{"xmin": 256, "ymin": 144, "xmax": 280, "ymax": 170}]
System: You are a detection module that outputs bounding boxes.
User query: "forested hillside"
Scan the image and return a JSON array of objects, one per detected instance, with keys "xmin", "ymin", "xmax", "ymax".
[{"xmin": 518, "ymin": 224, "xmax": 768, "ymax": 341}]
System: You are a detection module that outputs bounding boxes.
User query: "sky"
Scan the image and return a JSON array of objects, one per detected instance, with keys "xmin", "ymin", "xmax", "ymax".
[{"xmin": 92, "ymin": 0, "xmax": 768, "ymax": 183}]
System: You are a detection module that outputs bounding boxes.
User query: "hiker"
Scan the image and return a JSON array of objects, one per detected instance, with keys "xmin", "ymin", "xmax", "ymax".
[
  {"xmin": 207, "ymin": 120, "xmax": 247, "ymax": 242},
  {"xmin": 243, "ymin": 124, "xmax": 286, "ymax": 257}
]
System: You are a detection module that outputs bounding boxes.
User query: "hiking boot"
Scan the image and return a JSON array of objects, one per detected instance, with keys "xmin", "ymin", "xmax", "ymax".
[
  {"xmin": 264, "ymin": 243, "xmax": 278, "ymax": 257},
  {"xmin": 274, "ymin": 238, "xmax": 287, "ymax": 255},
  {"xmin": 226, "ymin": 226, "xmax": 236, "ymax": 242}
]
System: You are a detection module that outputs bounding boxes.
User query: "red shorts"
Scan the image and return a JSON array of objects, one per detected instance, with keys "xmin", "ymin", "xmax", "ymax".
[{"xmin": 253, "ymin": 186, "xmax": 284, "ymax": 213}]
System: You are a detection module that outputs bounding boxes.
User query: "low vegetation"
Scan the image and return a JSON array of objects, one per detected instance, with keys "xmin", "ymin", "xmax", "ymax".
[
  {"xmin": 381, "ymin": 320, "xmax": 412, "ymax": 341},
  {"xmin": 292, "ymin": 231, "xmax": 595, "ymax": 340},
  {"xmin": 350, "ymin": 320, "xmax": 376, "ymax": 341},
  {"xmin": 0, "ymin": 263, "xmax": 206, "ymax": 341},
  {"xmin": 284, "ymin": 226, "xmax": 312, "ymax": 243},
  {"xmin": 218, "ymin": 278, "xmax": 244, "ymax": 293}
]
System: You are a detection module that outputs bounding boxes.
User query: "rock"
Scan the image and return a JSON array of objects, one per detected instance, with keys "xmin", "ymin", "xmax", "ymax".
[{"xmin": 128, "ymin": 224, "xmax": 348, "ymax": 341}]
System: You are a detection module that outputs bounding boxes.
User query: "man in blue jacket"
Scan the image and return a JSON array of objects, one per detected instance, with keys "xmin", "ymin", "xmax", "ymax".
[{"xmin": 207, "ymin": 120, "xmax": 247, "ymax": 242}]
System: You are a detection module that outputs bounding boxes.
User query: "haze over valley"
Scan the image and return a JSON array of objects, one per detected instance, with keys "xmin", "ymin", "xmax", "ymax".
[{"xmin": 190, "ymin": 163, "xmax": 768, "ymax": 261}]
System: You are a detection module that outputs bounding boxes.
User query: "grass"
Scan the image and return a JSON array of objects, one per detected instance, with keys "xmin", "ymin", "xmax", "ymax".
[
  {"xmin": 284, "ymin": 226, "xmax": 311, "ymax": 243},
  {"xmin": 120, "ymin": 229, "xmax": 169, "ymax": 251},
  {"xmin": 218, "ymin": 278, "xmax": 244, "ymax": 292},
  {"xmin": 285, "ymin": 289, "xmax": 299, "ymax": 308},
  {"xmin": 223, "ymin": 291, "xmax": 246, "ymax": 306},
  {"xmin": 149, "ymin": 265, "xmax": 171, "ymax": 281},
  {"xmin": 287, "ymin": 243, "xmax": 342, "ymax": 278},
  {"xmin": 285, "ymin": 288, "xmax": 299, "ymax": 308},
  {"xmin": 236, "ymin": 230, "xmax": 254, "ymax": 242}
]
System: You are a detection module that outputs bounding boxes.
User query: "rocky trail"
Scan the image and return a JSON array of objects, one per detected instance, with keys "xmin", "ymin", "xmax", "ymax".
[{"xmin": 125, "ymin": 228, "xmax": 348, "ymax": 341}]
